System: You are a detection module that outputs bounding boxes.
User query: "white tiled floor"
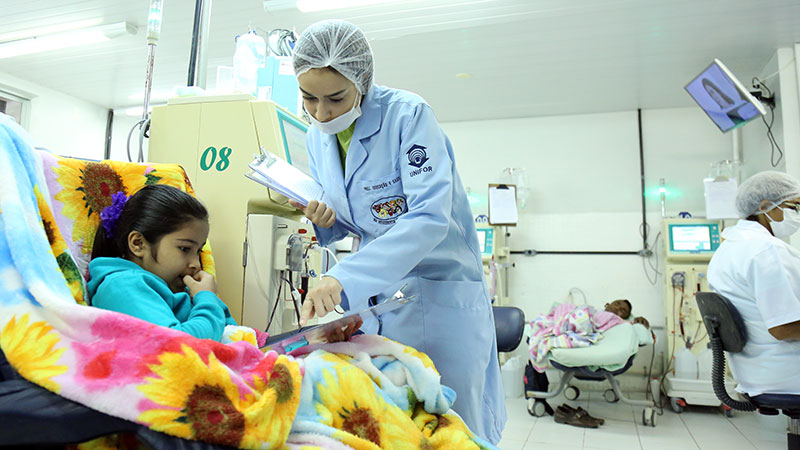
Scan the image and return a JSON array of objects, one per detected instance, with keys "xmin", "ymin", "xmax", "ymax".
[{"xmin": 498, "ymin": 392, "xmax": 789, "ymax": 450}]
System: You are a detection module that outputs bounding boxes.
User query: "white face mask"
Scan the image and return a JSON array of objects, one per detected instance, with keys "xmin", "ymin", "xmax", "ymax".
[
  {"xmin": 306, "ymin": 92, "xmax": 361, "ymax": 135},
  {"xmin": 765, "ymin": 206, "xmax": 800, "ymax": 238}
]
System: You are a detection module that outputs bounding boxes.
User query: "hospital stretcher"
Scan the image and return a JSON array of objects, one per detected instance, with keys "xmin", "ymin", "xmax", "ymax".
[{"xmin": 525, "ymin": 322, "xmax": 658, "ymax": 427}]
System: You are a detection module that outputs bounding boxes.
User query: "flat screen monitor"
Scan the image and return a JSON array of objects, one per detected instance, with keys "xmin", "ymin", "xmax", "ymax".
[
  {"xmin": 668, "ymin": 223, "xmax": 720, "ymax": 253},
  {"xmin": 685, "ymin": 58, "xmax": 767, "ymax": 133},
  {"xmin": 276, "ymin": 109, "xmax": 311, "ymax": 176}
]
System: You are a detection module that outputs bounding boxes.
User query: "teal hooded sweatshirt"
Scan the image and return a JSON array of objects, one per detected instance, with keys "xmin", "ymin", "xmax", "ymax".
[{"xmin": 87, "ymin": 257, "xmax": 236, "ymax": 341}]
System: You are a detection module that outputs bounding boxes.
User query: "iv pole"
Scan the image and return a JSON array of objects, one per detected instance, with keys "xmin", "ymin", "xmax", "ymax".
[{"xmin": 127, "ymin": 0, "xmax": 163, "ymax": 163}]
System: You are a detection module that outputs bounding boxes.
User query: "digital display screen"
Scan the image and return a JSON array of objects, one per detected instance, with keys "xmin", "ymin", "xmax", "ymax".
[
  {"xmin": 685, "ymin": 60, "xmax": 764, "ymax": 133},
  {"xmin": 277, "ymin": 111, "xmax": 311, "ymax": 176},
  {"xmin": 476, "ymin": 227, "xmax": 494, "ymax": 256},
  {"xmin": 672, "ymin": 225, "xmax": 712, "ymax": 251}
]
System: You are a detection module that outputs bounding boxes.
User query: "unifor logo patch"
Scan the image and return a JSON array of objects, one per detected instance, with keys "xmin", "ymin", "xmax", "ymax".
[
  {"xmin": 406, "ymin": 144, "xmax": 429, "ymax": 168},
  {"xmin": 370, "ymin": 195, "xmax": 407, "ymax": 224}
]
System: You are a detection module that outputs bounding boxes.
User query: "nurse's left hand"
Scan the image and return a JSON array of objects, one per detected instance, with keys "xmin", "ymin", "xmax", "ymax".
[{"xmin": 300, "ymin": 276, "xmax": 343, "ymax": 326}]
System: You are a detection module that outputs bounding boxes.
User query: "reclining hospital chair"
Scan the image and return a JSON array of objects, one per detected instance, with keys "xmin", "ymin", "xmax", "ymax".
[
  {"xmin": 525, "ymin": 320, "xmax": 658, "ymax": 427},
  {"xmin": 1, "ymin": 307, "xmax": 526, "ymax": 448},
  {"xmin": 526, "ymin": 353, "xmax": 657, "ymax": 426},
  {"xmin": 696, "ymin": 292, "xmax": 800, "ymax": 450},
  {"xmin": 0, "ymin": 152, "xmax": 249, "ymax": 449},
  {"xmin": 0, "ymin": 349, "xmax": 232, "ymax": 449},
  {"xmin": 0, "ymin": 146, "xmax": 516, "ymax": 448}
]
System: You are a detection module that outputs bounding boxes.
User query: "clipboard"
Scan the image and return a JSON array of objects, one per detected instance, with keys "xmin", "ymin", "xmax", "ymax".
[
  {"xmin": 704, "ymin": 177, "xmax": 739, "ymax": 219},
  {"xmin": 260, "ymin": 290, "xmax": 416, "ymax": 355},
  {"xmin": 246, "ymin": 147, "xmax": 324, "ymax": 207},
  {"xmin": 488, "ymin": 183, "xmax": 518, "ymax": 226}
]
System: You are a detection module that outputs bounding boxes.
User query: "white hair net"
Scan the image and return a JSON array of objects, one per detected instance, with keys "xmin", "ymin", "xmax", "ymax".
[
  {"xmin": 292, "ymin": 19, "xmax": 374, "ymax": 94},
  {"xmin": 736, "ymin": 171, "xmax": 800, "ymax": 217}
]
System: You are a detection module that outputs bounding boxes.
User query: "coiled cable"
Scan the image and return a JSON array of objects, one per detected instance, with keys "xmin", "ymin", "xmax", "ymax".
[
  {"xmin": 710, "ymin": 336, "xmax": 756, "ymax": 411},
  {"xmin": 267, "ymin": 29, "xmax": 297, "ymax": 56}
]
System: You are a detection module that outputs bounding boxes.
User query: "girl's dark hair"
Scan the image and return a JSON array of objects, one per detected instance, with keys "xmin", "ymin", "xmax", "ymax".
[{"xmin": 91, "ymin": 184, "xmax": 208, "ymax": 260}]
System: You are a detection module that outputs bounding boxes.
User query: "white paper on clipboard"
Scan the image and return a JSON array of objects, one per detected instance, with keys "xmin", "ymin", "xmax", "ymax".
[
  {"xmin": 488, "ymin": 184, "xmax": 518, "ymax": 226},
  {"xmin": 246, "ymin": 148, "xmax": 324, "ymax": 206},
  {"xmin": 704, "ymin": 177, "xmax": 739, "ymax": 219}
]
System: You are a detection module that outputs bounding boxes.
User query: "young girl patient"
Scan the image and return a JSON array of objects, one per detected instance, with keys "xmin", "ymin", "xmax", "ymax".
[{"xmin": 87, "ymin": 184, "xmax": 239, "ymax": 342}]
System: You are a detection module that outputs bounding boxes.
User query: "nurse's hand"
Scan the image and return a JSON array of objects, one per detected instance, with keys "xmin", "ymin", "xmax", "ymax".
[
  {"xmin": 300, "ymin": 276, "xmax": 343, "ymax": 326},
  {"xmin": 289, "ymin": 199, "xmax": 336, "ymax": 228}
]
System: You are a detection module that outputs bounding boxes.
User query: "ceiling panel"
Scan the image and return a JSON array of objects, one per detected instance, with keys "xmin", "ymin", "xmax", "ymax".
[{"xmin": 0, "ymin": 0, "xmax": 798, "ymax": 121}]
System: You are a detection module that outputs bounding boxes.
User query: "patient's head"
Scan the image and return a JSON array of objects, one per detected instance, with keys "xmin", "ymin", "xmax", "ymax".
[
  {"xmin": 91, "ymin": 185, "xmax": 209, "ymax": 293},
  {"xmin": 604, "ymin": 299, "xmax": 632, "ymax": 319}
]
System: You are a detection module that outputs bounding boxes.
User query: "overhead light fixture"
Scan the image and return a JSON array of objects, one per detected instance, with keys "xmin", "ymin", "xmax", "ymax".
[
  {"xmin": 297, "ymin": 0, "xmax": 406, "ymax": 12},
  {"xmin": 0, "ymin": 19, "xmax": 104, "ymax": 43},
  {"xmin": 0, "ymin": 22, "xmax": 137, "ymax": 59},
  {"xmin": 263, "ymin": 0, "xmax": 298, "ymax": 12},
  {"xmin": 265, "ymin": 0, "xmax": 407, "ymax": 13}
]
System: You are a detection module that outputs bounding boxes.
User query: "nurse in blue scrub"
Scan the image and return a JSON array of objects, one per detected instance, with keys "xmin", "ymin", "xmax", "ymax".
[{"xmin": 290, "ymin": 19, "xmax": 506, "ymax": 444}]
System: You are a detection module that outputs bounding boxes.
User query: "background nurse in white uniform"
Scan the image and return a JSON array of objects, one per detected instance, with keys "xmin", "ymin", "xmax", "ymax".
[
  {"xmin": 287, "ymin": 19, "xmax": 506, "ymax": 444},
  {"xmin": 708, "ymin": 171, "xmax": 800, "ymax": 396}
]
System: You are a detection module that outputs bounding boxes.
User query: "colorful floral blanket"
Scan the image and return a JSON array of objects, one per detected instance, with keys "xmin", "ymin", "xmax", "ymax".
[
  {"xmin": 527, "ymin": 303, "xmax": 625, "ymax": 372},
  {"xmin": 0, "ymin": 114, "xmax": 497, "ymax": 449}
]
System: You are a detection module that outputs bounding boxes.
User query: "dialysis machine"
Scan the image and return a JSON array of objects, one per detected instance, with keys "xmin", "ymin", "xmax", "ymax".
[
  {"xmin": 661, "ymin": 218, "xmax": 736, "ymax": 413},
  {"xmin": 476, "ymin": 226, "xmax": 511, "ymax": 306},
  {"xmin": 149, "ymin": 94, "xmax": 322, "ymax": 334}
]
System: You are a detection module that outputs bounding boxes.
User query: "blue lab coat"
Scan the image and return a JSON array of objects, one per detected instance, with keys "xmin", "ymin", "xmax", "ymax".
[{"xmin": 306, "ymin": 84, "xmax": 506, "ymax": 443}]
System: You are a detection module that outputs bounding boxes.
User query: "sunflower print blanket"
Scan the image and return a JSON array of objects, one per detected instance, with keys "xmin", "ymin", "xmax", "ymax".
[{"xmin": 0, "ymin": 115, "xmax": 498, "ymax": 449}]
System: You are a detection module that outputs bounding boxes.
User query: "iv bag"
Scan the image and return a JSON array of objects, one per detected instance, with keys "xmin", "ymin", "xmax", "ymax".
[
  {"xmin": 233, "ymin": 30, "xmax": 267, "ymax": 97},
  {"xmin": 500, "ymin": 167, "xmax": 530, "ymax": 209}
]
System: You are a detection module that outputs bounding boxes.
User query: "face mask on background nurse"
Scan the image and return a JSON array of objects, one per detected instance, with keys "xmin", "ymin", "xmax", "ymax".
[{"xmin": 760, "ymin": 200, "xmax": 800, "ymax": 238}]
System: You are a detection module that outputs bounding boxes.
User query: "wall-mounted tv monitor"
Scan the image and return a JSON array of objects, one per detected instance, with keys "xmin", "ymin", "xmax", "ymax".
[{"xmin": 685, "ymin": 58, "xmax": 767, "ymax": 133}]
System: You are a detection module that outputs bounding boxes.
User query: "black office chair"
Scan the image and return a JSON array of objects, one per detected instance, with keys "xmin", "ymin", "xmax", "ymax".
[
  {"xmin": 696, "ymin": 292, "xmax": 800, "ymax": 450},
  {"xmin": 493, "ymin": 306, "xmax": 525, "ymax": 352}
]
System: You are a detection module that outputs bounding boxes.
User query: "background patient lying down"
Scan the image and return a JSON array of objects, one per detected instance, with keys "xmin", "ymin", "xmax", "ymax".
[{"xmin": 604, "ymin": 298, "xmax": 650, "ymax": 329}]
